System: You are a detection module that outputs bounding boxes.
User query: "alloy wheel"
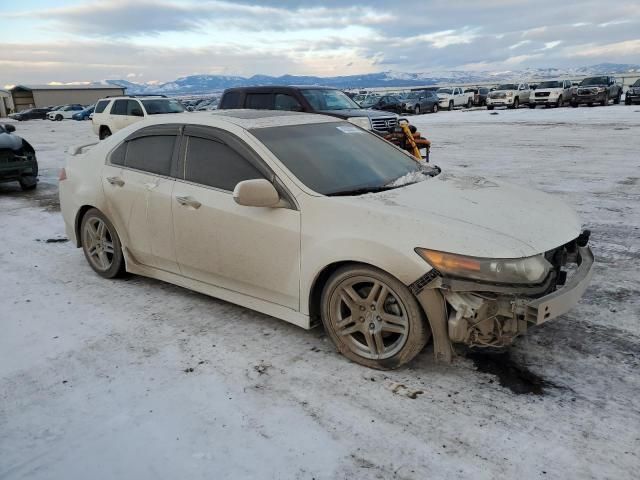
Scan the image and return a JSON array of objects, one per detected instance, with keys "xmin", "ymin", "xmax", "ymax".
[
  {"xmin": 82, "ymin": 216, "xmax": 116, "ymax": 271},
  {"xmin": 328, "ymin": 276, "xmax": 409, "ymax": 360}
]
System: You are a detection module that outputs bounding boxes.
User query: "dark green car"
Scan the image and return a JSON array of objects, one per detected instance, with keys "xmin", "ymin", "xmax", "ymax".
[{"xmin": 0, "ymin": 124, "xmax": 38, "ymax": 190}]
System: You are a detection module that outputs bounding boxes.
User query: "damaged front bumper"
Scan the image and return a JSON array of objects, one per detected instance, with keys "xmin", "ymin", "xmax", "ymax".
[{"xmin": 412, "ymin": 235, "xmax": 594, "ymax": 361}]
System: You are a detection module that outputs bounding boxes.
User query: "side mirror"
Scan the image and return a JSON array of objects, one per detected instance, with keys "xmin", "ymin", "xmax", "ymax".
[
  {"xmin": 4, "ymin": 124, "xmax": 16, "ymax": 133},
  {"xmin": 131, "ymin": 108, "xmax": 144, "ymax": 117},
  {"xmin": 233, "ymin": 179, "xmax": 280, "ymax": 207}
]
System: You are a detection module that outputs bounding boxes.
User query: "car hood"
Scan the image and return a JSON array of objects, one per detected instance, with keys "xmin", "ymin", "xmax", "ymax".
[
  {"xmin": 316, "ymin": 108, "xmax": 396, "ymax": 118},
  {"xmin": 335, "ymin": 173, "xmax": 581, "ymax": 258},
  {"xmin": 536, "ymin": 88, "xmax": 562, "ymax": 93}
]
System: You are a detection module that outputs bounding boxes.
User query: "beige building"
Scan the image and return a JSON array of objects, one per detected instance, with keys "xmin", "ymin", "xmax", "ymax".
[
  {"xmin": 9, "ymin": 84, "xmax": 126, "ymax": 112},
  {"xmin": 0, "ymin": 90, "xmax": 12, "ymax": 117}
]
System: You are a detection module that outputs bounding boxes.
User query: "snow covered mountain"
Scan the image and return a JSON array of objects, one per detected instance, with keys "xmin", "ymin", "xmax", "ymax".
[{"xmin": 107, "ymin": 63, "xmax": 640, "ymax": 95}]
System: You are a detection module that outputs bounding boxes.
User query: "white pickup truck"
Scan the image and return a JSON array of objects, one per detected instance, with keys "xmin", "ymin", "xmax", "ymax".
[
  {"xmin": 436, "ymin": 87, "xmax": 474, "ymax": 110},
  {"xmin": 486, "ymin": 83, "xmax": 531, "ymax": 109}
]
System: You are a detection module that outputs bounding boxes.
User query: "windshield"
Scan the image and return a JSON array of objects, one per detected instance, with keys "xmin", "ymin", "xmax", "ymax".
[
  {"xmin": 538, "ymin": 81, "xmax": 561, "ymax": 88},
  {"xmin": 633, "ymin": 79, "xmax": 640, "ymax": 87},
  {"xmin": 251, "ymin": 122, "xmax": 426, "ymax": 195},
  {"xmin": 580, "ymin": 77, "xmax": 608, "ymax": 86},
  {"xmin": 301, "ymin": 89, "xmax": 361, "ymax": 111},
  {"xmin": 141, "ymin": 99, "xmax": 185, "ymax": 114},
  {"xmin": 496, "ymin": 84, "xmax": 517, "ymax": 90},
  {"xmin": 437, "ymin": 88, "xmax": 452, "ymax": 94}
]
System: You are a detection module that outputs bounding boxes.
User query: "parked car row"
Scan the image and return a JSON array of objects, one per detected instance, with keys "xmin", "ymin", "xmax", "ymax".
[
  {"xmin": 8, "ymin": 104, "xmax": 96, "ymax": 121},
  {"xmin": 351, "ymin": 76, "xmax": 634, "ymax": 112}
]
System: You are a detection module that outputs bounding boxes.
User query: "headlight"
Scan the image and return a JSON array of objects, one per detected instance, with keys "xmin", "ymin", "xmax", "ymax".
[
  {"xmin": 347, "ymin": 117, "xmax": 371, "ymax": 130},
  {"xmin": 596, "ymin": 87, "xmax": 606, "ymax": 92},
  {"xmin": 415, "ymin": 248, "xmax": 552, "ymax": 284},
  {"xmin": 548, "ymin": 91, "xmax": 559, "ymax": 97},
  {"xmin": 506, "ymin": 92, "xmax": 514, "ymax": 97}
]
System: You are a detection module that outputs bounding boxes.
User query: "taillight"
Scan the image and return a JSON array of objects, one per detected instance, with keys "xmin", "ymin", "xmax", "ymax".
[{"xmin": 59, "ymin": 168, "xmax": 67, "ymax": 181}]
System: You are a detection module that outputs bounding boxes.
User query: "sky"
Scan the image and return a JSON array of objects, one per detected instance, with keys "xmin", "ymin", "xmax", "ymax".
[{"xmin": 2, "ymin": 0, "xmax": 639, "ymax": 86}]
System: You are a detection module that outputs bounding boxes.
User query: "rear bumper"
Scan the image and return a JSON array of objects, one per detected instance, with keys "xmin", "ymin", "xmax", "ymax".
[{"xmin": 525, "ymin": 246, "xmax": 594, "ymax": 324}]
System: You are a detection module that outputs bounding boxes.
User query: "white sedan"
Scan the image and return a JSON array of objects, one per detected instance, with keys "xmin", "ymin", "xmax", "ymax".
[
  {"xmin": 47, "ymin": 104, "xmax": 84, "ymax": 121},
  {"xmin": 59, "ymin": 111, "xmax": 594, "ymax": 369}
]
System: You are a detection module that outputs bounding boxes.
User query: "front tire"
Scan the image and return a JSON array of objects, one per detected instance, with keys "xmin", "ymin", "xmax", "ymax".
[
  {"xmin": 448, "ymin": 101, "xmax": 454, "ymax": 111},
  {"xmin": 320, "ymin": 265, "xmax": 431, "ymax": 370},
  {"xmin": 81, "ymin": 208, "xmax": 126, "ymax": 279},
  {"xmin": 487, "ymin": 105, "xmax": 494, "ymax": 110},
  {"xmin": 431, "ymin": 103, "xmax": 438, "ymax": 113},
  {"xmin": 414, "ymin": 105, "xmax": 420, "ymax": 115},
  {"xmin": 601, "ymin": 94, "xmax": 608, "ymax": 106},
  {"xmin": 613, "ymin": 92, "xmax": 621, "ymax": 105},
  {"xmin": 55, "ymin": 114, "xmax": 63, "ymax": 121},
  {"xmin": 99, "ymin": 126, "xmax": 112, "ymax": 140}
]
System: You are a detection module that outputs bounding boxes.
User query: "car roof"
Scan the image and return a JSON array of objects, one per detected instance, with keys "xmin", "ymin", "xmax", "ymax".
[
  {"xmin": 133, "ymin": 110, "xmax": 340, "ymax": 130},
  {"xmin": 223, "ymin": 85, "xmax": 338, "ymax": 93}
]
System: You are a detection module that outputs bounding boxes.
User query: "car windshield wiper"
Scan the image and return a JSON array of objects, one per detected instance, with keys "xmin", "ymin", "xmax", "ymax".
[{"xmin": 326, "ymin": 185, "xmax": 397, "ymax": 196}]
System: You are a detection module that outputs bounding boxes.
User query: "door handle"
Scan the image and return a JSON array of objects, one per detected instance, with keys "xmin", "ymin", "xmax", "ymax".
[
  {"xmin": 106, "ymin": 176, "xmax": 125, "ymax": 187},
  {"xmin": 175, "ymin": 195, "xmax": 201, "ymax": 209}
]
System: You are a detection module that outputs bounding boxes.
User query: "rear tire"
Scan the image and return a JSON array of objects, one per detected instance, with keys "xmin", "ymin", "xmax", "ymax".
[
  {"xmin": 99, "ymin": 126, "xmax": 112, "ymax": 140},
  {"xmin": 320, "ymin": 264, "xmax": 431, "ymax": 370},
  {"xmin": 466, "ymin": 98, "xmax": 472, "ymax": 108},
  {"xmin": 80, "ymin": 208, "xmax": 126, "ymax": 279},
  {"xmin": 613, "ymin": 93, "xmax": 621, "ymax": 105},
  {"xmin": 19, "ymin": 153, "xmax": 38, "ymax": 190}
]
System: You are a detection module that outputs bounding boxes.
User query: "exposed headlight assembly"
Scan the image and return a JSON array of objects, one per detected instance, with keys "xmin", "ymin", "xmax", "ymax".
[
  {"xmin": 347, "ymin": 117, "xmax": 372, "ymax": 130},
  {"xmin": 415, "ymin": 248, "xmax": 553, "ymax": 285}
]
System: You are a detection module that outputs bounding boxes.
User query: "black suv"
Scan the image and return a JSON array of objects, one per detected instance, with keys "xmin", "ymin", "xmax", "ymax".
[
  {"xmin": 572, "ymin": 76, "xmax": 622, "ymax": 107},
  {"xmin": 219, "ymin": 86, "xmax": 400, "ymax": 133},
  {"xmin": 625, "ymin": 79, "xmax": 640, "ymax": 105}
]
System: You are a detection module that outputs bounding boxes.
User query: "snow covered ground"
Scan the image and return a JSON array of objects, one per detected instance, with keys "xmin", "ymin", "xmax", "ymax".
[{"xmin": 1, "ymin": 108, "xmax": 639, "ymax": 480}]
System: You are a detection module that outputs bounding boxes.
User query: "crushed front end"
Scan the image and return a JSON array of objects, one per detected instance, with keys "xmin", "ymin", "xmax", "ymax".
[{"xmin": 412, "ymin": 231, "xmax": 594, "ymax": 356}]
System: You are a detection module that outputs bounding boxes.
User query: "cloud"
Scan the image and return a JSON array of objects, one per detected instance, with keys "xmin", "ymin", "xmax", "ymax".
[{"xmin": 2, "ymin": 0, "xmax": 639, "ymax": 83}]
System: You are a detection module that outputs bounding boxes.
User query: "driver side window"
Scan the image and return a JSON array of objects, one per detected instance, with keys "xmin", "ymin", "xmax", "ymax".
[
  {"xmin": 183, "ymin": 136, "xmax": 265, "ymax": 191},
  {"xmin": 274, "ymin": 94, "xmax": 302, "ymax": 111}
]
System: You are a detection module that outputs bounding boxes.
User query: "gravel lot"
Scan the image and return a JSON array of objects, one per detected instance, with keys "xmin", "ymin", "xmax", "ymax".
[{"xmin": 1, "ymin": 106, "xmax": 639, "ymax": 480}]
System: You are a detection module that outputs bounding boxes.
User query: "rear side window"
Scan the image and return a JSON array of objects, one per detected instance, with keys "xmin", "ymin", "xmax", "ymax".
[
  {"xmin": 112, "ymin": 136, "xmax": 176, "ymax": 176},
  {"xmin": 111, "ymin": 100, "xmax": 127, "ymax": 115},
  {"xmin": 184, "ymin": 136, "xmax": 263, "ymax": 191},
  {"xmin": 274, "ymin": 93, "xmax": 302, "ymax": 111},
  {"xmin": 95, "ymin": 100, "xmax": 109, "ymax": 113},
  {"xmin": 126, "ymin": 100, "xmax": 143, "ymax": 115},
  {"xmin": 220, "ymin": 92, "xmax": 241, "ymax": 109},
  {"xmin": 245, "ymin": 94, "xmax": 272, "ymax": 109}
]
